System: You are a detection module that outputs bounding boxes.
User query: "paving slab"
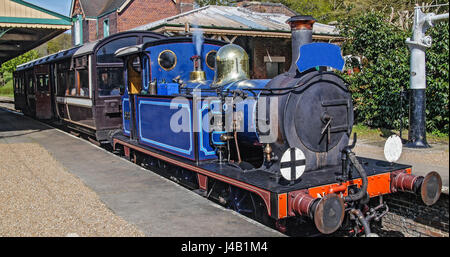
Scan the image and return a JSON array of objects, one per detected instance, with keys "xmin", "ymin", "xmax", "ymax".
[{"xmin": 0, "ymin": 107, "xmax": 283, "ymax": 237}]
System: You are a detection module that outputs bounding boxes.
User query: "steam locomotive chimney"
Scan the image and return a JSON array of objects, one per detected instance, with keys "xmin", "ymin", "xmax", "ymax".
[{"xmin": 287, "ymin": 15, "xmax": 316, "ymax": 76}]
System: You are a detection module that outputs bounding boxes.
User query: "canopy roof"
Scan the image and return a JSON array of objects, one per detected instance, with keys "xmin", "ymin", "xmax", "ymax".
[
  {"xmin": 133, "ymin": 5, "xmax": 340, "ymax": 40},
  {"xmin": 0, "ymin": 0, "xmax": 72, "ymax": 65}
]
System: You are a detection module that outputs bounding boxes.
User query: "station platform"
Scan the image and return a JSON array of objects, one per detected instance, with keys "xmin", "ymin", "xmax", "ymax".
[
  {"xmin": 354, "ymin": 139, "xmax": 449, "ymax": 194},
  {"xmin": 0, "ymin": 106, "xmax": 283, "ymax": 237}
]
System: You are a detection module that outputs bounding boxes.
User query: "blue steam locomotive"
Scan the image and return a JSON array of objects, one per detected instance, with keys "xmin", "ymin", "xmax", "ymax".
[{"xmin": 110, "ymin": 16, "xmax": 442, "ymax": 236}]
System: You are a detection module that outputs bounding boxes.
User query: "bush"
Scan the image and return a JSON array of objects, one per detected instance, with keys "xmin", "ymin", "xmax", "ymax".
[
  {"xmin": 339, "ymin": 12, "xmax": 449, "ymax": 135},
  {"xmin": 0, "ymin": 72, "xmax": 13, "ymax": 97},
  {"xmin": 0, "ymin": 50, "xmax": 39, "ymax": 75},
  {"xmin": 425, "ymin": 21, "xmax": 449, "ymax": 135}
]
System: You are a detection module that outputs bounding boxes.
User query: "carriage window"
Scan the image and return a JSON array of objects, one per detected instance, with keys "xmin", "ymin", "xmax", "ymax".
[
  {"xmin": 19, "ymin": 77, "xmax": 22, "ymax": 94},
  {"xmin": 96, "ymin": 37, "xmax": 138, "ymax": 64},
  {"xmin": 18, "ymin": 77, "xmax": 21, "ymax": 94},
  {"xmin": 13, "ymin": 78, "xmax": 17, "ymax": 93},
  {"xmin": 37, "ymin": 76, "xmax": 43, "ymax": 91},
  {"xmin": 97, "ymin": 67, "xmax": 123, "ymax": 96},
  {"xmin": 66, "ymin": 70, "xmax": 76, "ymax": 96},
  {"xmin": 57, "ymin": 72, "xmax": 67, "ymax": 97},
  {"xmin": 28, "ymin": 75, "xmax": 34, "ymax": 94},
  {"xmin": 78, "ymin": 69, "xmax": 89, "ymax": 97},
  {"xmin": 57, "ymin": 61, "xmax": 70, "ymax": 96},
  {"xmin": 37, "ymin": 75, "xmax": 49, "ymax": 92}
]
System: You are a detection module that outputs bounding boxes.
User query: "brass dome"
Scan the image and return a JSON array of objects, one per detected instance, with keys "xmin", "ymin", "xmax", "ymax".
[{"xmin": 212, "ymin": 44, "xmax": 249, "ymax": 87}]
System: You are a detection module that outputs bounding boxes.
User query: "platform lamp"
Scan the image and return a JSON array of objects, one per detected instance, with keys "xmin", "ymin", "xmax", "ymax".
[{"xmin": 405, "ymin": 5, "xmax": 448, "ymax": 148}]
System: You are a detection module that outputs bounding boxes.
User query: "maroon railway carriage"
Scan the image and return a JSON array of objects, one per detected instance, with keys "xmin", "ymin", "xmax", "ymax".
[{"xmin": 14, "ymin": 31, "xmax": 166, "ymax": 143}]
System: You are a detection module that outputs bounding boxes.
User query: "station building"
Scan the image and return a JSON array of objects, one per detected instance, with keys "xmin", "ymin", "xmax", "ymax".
[
  {"xmin": 70, "ymin": 0, "xmax": 195, "ymax": 46},
  {"xmin": 132, "ymin": 1, "xmax": 343, "ymax": 79}
]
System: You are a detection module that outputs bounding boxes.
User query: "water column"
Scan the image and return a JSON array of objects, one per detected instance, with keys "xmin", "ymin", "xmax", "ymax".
[{"xmin": 405, "ymin": 6, "xmax": 448, "ymax": 148}]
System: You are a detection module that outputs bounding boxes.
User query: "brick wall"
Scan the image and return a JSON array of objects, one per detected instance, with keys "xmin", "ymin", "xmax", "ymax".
[
  {"xmin": 88, "ymin": 20, "xmax": 97, "ymax": 42},
  {"xmin": 72, "ymin": 0, "xmax": 83, "ymax": 16},
  {"xmin": 250, "ymin": 38, "xmax": 292, "ymax": 79},
  {"xmin": 71, "ymin": 0, "xmax": 83, "ymax": 46},
  {"xmin": 177, "ymin": 0, "xmax": 195, "ymax": 13},
  {"xmin": 98, "ymin": 13, "xmax": 118, "ymax": 40},
  {"xmin": 117, "ymin": 0, "xmax": 179, "ymax": 32},
  {"xmin": 374, "ymin": 192, "xmax": 449, "ymax": 237}
]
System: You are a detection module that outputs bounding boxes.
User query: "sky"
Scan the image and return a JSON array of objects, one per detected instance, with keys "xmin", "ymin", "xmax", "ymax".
[{"xmin": 26, "ymin": 0, "xmax": 72, "ymax": 16}]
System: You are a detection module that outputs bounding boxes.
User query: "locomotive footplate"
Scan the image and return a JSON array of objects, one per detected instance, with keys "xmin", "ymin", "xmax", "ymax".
[{"xmin": 113, "ymin": 134, "xmax": 412, "ymax": 220}]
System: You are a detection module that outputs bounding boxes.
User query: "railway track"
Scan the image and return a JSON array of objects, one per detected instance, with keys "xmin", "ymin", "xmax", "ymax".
[{"xmin": 0, "ymin": 102, "xmax": 448, "ymax": 237}]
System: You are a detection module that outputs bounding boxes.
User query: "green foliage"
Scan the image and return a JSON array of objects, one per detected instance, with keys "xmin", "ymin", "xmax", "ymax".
[
  {"xmin": 0, "ymin": 50, "xmax": 39, "ymax": 75},
  {"xmin": 266, "ymin": 0, "xmax": 438, "ymax": 23},
  {"xmin": 46, "ymin": 33, "xmax": 72, "ymax": 55},
  {"xmin": 275, "ymin": 0, "xmax": 336, "ymax": 22},
  {"xmin": 339, "ymin": 12, "xmax": 449, "ymax": 135},
  {"xmin": 196, "ymin": 0, "xmax": 237, "ymax": 7},
  {"xmin": 425, "ymin": 21, "xmax": 449, "ymax": 134},
  {"xmin": 34, "ymin": 32, "xmax": 72, "ymax": 57},
  {"xmin": 0, "ymin": 72, "xmax": 13, "ymax": 97}
]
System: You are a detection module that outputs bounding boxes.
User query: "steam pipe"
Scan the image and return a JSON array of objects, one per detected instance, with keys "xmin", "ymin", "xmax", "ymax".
[
  {"xmin": 343, "ymin": 151, "xmax": 368, "ymax": 202},
  {"xmin": 350, "ymin": 209, "xmax": 371, "ymax": 236}
]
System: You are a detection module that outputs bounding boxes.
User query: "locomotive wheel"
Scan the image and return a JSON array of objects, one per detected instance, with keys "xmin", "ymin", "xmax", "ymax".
[
  {"xmin": 226, "ymin": 186, "xmax": 257, "ymax": 216},
  {"xmin": 223, "ymin": 185, "xmax": 272, "ymax": 224},
  {"xmin": 174, "ymin": 167, "xmax": 198, "ymax": 188}
]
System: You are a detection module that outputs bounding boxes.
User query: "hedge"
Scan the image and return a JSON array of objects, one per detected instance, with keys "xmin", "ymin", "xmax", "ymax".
[{"xmin": 339, "ymin": 12, "xmax": 449, "ymax": 135}]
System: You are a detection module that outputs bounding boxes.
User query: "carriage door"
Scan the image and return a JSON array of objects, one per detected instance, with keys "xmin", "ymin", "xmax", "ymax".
[{"xmin": 35, "ymin": 65, "xmax": 52, "ymax": 120}]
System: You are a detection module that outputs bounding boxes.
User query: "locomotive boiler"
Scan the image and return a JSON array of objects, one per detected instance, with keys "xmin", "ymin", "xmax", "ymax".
[{"xmin": 111, "ymin": 15, "xmax": 442, "ymax": 236}]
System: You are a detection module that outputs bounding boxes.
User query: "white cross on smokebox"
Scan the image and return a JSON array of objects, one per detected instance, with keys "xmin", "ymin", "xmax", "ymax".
[{"xmin": 280, "ymin": 147, "xmax": 306, "ymax": 181}]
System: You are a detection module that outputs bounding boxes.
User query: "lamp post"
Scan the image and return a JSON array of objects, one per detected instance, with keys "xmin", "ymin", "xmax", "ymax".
[{"xmin": 405, "ymin": 6, "xmax": 448, "ymax": 148}]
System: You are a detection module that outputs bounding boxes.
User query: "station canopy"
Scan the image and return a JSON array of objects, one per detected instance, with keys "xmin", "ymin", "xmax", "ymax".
[
  {"xmin": 0, "ymin": 0, "xmax": 72, "ymax": 65},
  {"xmin": 132, "ymin": 5, "xmax": 342, "ymax": 42}
]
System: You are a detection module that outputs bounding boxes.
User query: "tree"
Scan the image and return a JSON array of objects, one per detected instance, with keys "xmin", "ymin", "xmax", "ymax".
[
  {"xmin": 267, "ymin": 0, "xmax": 440, "ymax": 24},
  {"xmin": 35, "ymin": 32, "xmax": 72, "ymax": 57},
  {"xmin": 47, "ymin": 33, "xmax": 72, "ymax": 55},
  {"xmin": 0, "ymin": 50, "xmax": 39, "ymax": 75}
]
